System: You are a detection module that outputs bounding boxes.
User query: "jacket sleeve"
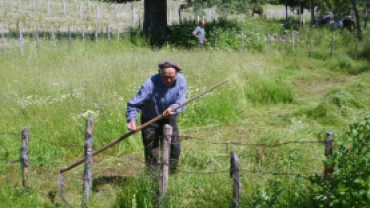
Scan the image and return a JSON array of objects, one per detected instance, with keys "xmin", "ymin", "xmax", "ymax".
[
  {"xmin": 170, "ymin": 75, "xmax": 187, "ymax": 115},
  {"xmin": 126, "ymin": 80, "xmax": 152, "ymax": 122}
]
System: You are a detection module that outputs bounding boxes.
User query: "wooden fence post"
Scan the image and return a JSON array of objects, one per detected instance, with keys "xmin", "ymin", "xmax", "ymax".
[
  {"xmin": 80, "ymin": 5, "xmax": 83, "ymax": 18},
  {"xmin": 158, "ymin": 124, "xmax": 172, "ymax": 208},
  {"xmin": 230, "ymin": 151, "xmax": 241, "ymax": 208},
  {"xmin": 1, "ymin": 24, "xmax": 5, "ymax": 55},
  {"xmin": 292, "ymin": 31, "xmax": 295, "ymax": 56},
  {"xmin": 82, "ymin": 28, "xmax": 85, "ymax": 42},
  {"xmin": 82, "ymin": 118, "xmax": 94, "ymax": 206},
  {"xmin": 21, "ymin": 127, "xmax": 30, "ymax": 187},
  {"xmin": 267, "ymin": 33, "xmax": 271, "ymax": 53},
  {"xmin": 20, "ymin": 28, "xmax": 24, "ymax": 56},
  {"xmin": 36, "ymin": 25, "xmax": 39, "ymax": 49},
  {"xmin": 68, "ymin": 25, "xmax": 71, "ymax": 48},
  {"xmin": 309, "ymin": 36, "xmax": 313, "ymax": 57},
  {"xmin": 95, "ymin": 23, "xmax": 99, "ymax": 45},
  {"xmin": 51, "ymin": 26, "xmax": 56, "ymax": 47},
  {"xmin": 330, "ymin": 32, "xmax": 334, "ymax": 57},
  {"xmin": 47, "ymin": 0, "xmax": 50, "ymax": 14},
  {"xmin": 324, "ymin": 132, "xmax": 334, "ymax": 207},
  {"xmin": 354, "ymin": 32, "xmax": 358, "ymax": 60}
]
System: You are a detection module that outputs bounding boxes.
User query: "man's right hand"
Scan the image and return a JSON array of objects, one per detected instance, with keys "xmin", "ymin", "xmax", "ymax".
[{"xmin": 127, "ymin": 120, "xmax": 137, "ymax": 131}]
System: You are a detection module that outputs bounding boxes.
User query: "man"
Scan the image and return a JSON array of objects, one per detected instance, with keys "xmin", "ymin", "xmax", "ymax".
[
  {"xmin": 126, "ymin": 60, "xmax": 187, "ymax": 174},
  {"xmin": 192, "ymin": 20, "xmax": 207, "ymax": 46}
]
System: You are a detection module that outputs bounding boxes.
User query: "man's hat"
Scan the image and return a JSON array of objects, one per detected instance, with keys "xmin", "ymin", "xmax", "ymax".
[{"xmin": 158, "ymin": 60, "xmax": 182, "ymax": 72}]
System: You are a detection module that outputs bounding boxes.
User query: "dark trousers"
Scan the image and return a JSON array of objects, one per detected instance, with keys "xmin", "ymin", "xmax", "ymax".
[{"xmin": 141, "ymin": 116, "xmax": 181, "ymax": 174}]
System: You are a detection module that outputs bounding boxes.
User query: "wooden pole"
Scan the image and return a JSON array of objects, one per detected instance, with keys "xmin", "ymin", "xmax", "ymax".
[
  {"xmin": 117, "ymin": 28, "xmax": 120, "ymax": 41},
  {"xmin": 292, "ymin": 32, "xmax": 295, "ymax": 56},
  {"xmin": 18, "ymin": 0, "xmax": 21, "ymax": 10},
  {"xmin": 230, "ymin": 151, "xmax": 241, "ymax": 208},
  {"xmin": 330, "ymin": 32, "xmax": 334, "ymax": 57},
  {"xmin": 63, "ymin": 1, "xmax": 67, "ymax": 15},
  {"xmin": 82, "ymin": 27, "xmax": 85, "ymax": 42},
  {"xmin": 354, "ymin": 31, "xmax": 358, "ymax": 60},
  {"xmin": 96, "ymin": 6, "xmax": 100, "ymax": 20},
  {"xmin": 51, "ymin": 26, "xmax": 56, "ymax": 47},
  {"xmin": 158, "ymin": 124, "xmax": 172, "ymax": 208},
  {"xmin": 20, "ymin": 28, "xmax": 24, "ymax": 56},
  {"xmin": 32, "ymin": 0, "xmax": 36, "ymax": 11},
  {"xmin": 114, "ymin": 3, "xmax": 117, "ymax": 20},
  {"xmin": 36, "ymin": 25, "xmax": 39, "ymax": 49},
  {"xmin": 21, "ymin": 127, "xmax": 30, "ymax": 187},
  {"xmin": 309, "ymin": 35, "xmax": 313, "ymax": 57},
  {"xmin": 324, "ymin": 132, "xmax": 334, "ymax": 207},
  {"xmin": 82, "ymin": 118, "xmax": 94, "ymax": 206},
  {"xmin": 1, "ymin": 24, "xmax": 5, "ymax": 55},
  {"xmin": 95, "ymin": 23, "xmax": 98, "ymax": 45},
  {"xmin": 80, "ymin": 5, "xmax": 83, "ymax": 18},
  {"xmin": 107, "ymin": 25, "xmax": 110, "ymax": 41},
  {"xmin": 68, "ymin": 25, "xmax": 71, "ymax": 48},
  {"xmin": 267, "ymin": 33, "xmax": 271, "ymax": 53},
  {"xmin": 241, "ymin": 30, "xmax": 245, "ymax": 49},
  {"xmin": 47, "ymin": 0, "xmax": 50, "ymax": 14}
]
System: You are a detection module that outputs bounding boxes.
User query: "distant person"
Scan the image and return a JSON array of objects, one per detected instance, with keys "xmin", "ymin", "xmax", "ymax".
[
  {"xmin": 126, "ymin": 60, "xmax": 187, "ymax": 175},
  {"xmin": 192, "ymin": 20, "xmax": 207, "ymax": 47}
]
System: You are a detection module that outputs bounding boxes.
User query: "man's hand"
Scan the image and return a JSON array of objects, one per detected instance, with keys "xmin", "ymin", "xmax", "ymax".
[
  {"xmin": 162, "ymin": 108, "xmax": 175, "ymax": 118},
  {"xmin": 127, "ymin": 120, "xmax": 137, "ymax": 131}
]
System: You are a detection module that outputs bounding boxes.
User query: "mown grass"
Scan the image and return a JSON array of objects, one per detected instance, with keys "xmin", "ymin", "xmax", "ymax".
[{"xmin": 1, "ymin": 14, "xmax": 370, "ymax": 208}]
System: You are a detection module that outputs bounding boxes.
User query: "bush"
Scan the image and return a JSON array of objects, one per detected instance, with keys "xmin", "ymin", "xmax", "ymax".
[{"xmin": 309, "ymin": 114, "xmax": 370, "ymax": 208}]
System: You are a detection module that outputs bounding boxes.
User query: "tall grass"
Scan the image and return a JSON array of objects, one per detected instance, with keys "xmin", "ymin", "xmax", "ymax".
[{"xmin": 1, "ymin": 18, "xmax": 370, "ymax": 208}]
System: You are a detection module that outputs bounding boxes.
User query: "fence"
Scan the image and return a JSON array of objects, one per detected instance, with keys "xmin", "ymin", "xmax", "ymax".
[
  {"xmin": 0, "ymin": 20, "xmax": 361, "ymax": 61},
  {"xmin": 2, "ymin": 119, "xmax": 336, "ymax": 208}
]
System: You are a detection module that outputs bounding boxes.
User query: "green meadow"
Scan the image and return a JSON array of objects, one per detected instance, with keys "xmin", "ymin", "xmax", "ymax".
[{"xmin": 1, "ymin": 3, "xmax": 370, "ymax": 207}]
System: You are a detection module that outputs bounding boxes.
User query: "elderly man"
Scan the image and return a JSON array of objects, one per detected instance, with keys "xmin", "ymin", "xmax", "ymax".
[
  {"xmin": 192, "ymin": 20, "xmax": 207, "ymax": 46},
  {"xmin": 126, "ymin": 60, "xmax": 187, "ymax": 174}
]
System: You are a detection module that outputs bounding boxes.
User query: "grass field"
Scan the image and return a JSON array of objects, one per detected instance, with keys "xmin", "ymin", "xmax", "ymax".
[{"xmin": 1, "ymin": 1, "xmax": 370, "ymax": 207}]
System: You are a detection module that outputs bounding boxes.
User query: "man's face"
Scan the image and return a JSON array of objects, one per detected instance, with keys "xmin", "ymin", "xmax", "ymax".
[
  {"xmin": 161, "ymin": 68, "xmax": 177, "ymax": 87},
  {"xmin": 201, "ymin": 21, "xmax": 206, "ymax": 28}
]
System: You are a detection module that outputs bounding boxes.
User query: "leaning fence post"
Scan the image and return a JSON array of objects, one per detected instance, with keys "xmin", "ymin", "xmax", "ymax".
[
  {"xmin": 158, "ymin": 124, "xmax": 172, "ymax": 208},
  {"xmin": 324, "ymin": 132, "xmax": 334, "ymax": 207},
  {"xmin": 21, "ymin": 127, "xmax": 30, "ymax": 187},
  {"xmin": 1, "ymin": 24, "xmax": 5, "ymax": 55},
  {"xmin": 230, "ymin": 151, "xmax": 241, "ymax": 208},
  {"xmin": 309, "ymin": 36, "xmax": 313, "ymax": 57},
  {"xmin": 82, "ymin": 118, "xmax": 94, "ymax": 206}
]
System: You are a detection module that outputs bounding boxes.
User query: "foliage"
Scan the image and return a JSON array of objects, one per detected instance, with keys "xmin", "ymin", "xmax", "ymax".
[{"xmin": 309, "ymin": 114, "xmax": 370, "ymax": 208}]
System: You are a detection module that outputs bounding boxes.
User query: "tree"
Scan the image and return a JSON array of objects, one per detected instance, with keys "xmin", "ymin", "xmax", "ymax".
[{"xmin": 143, "ymin": 0, "xmax": 168, "ymax": 46}]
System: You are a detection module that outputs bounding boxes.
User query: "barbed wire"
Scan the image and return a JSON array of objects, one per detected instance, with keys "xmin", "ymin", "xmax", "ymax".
[{"xmin": 181, "ymin": 135, "xmax": 325, "ymax": 147}]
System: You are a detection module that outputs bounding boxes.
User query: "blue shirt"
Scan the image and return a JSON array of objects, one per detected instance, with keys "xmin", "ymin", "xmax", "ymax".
[
  {"xmin": 126, "ymin": 73, "xmax": 187, "ymax": 122},
  {"xmin": 193, "ymin": 26, "xmax": 206, "ymax": 44}
]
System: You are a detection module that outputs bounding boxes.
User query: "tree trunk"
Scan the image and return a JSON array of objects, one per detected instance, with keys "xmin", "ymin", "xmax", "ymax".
[
  {"xmin": 143, "ymin": 0, "xmax": 168, "ymax": 46},
  {"xmin": 311, "ymin": 0, "xmax": 315, "ymax": 23},
  {"xmin": 351, "ymin": 0, "xmax": 362, "ymax": 34}
]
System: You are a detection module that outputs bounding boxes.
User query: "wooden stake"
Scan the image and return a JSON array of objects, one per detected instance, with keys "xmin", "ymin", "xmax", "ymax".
[
  {"xmin": 230, "ymin": 151, "xmax": 241, "ymax": 208},
  {"xmin": 82, "ymin": 118, "xmax": 94, "ymax": 206},
  {"xmin": 21, "ymin": 127, "xmax": 30, "ymax": 187},
  {"xmin": 68, "ymin": 25, "xmax": 71, "ymax": 48},
  {"xmin": 1, "ymin": 24, "xmax": 5, "ymax": 55},
  {"xmin": 324, "ymin": 132, "xmax": 334, "ymax": 207},
  {"xmin": 330, "ymin": 32, "xmax": 334, "ymax": 57},
  {"xmin": 51, "ymin": 26, "xmax": 56, "ymax": 47},
  {"xmin": 36, "ymin": 25, "xmax": 39, "ymax": 49},
  {"xmin": 158, "ymin": 124, "xmax": 172, "ymax": 208},
  {"xmin": 20, "ymin": 28, "xmax": 24, "ymax": 56}
]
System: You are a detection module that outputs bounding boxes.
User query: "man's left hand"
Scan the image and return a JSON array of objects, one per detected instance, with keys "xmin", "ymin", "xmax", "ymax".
[{"xmin": 163, "ymin": 108, "xmax": 175, "ymax": 117}]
